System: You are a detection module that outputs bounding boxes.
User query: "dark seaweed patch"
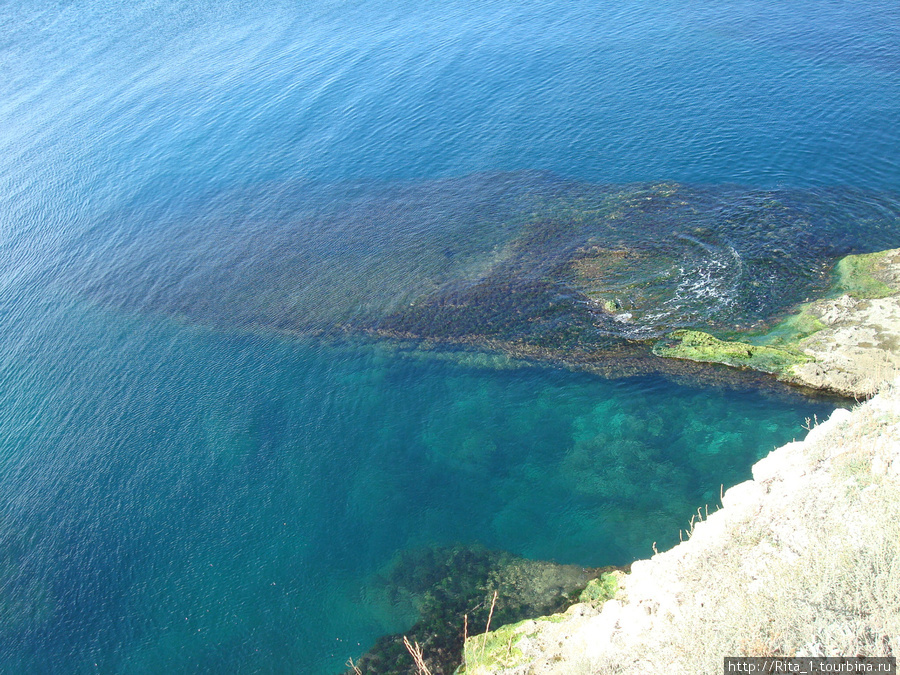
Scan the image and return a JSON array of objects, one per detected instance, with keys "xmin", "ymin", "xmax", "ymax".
[
  {"xmin": 60, "ymin": 173, "xmax": 900, "ymax": 360},
  {"xmin": 375, "ymin": 278, "xmax": 610, "ymax": 349},
  {"xmin": 344, "ymin": 545, "xmax": 602, "ymax": 675}
]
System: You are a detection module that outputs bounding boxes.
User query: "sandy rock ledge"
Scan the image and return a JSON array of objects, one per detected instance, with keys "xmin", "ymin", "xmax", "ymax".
[{"xmin": 789, "ymin": 293, "xmax": 900, "ymax": 396}]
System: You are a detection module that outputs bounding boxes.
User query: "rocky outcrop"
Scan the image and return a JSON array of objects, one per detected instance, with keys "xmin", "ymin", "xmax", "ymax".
[
  {"xmin": 344, "ymin": 545, "xmax": 598, "ymax": 675},
  {"xmin": 789, "ymin": 292, "xmax": 900, "ymax": 396},
  {"xmin": 654, "ymin": 248, "xmax": 900, "ymax": 398},
  {"xmin": 461, "ymin": 386, "xmax": 900, "ymax": 673}
]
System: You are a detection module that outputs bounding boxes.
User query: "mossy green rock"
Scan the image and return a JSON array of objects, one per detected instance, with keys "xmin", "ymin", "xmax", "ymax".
[
  {"xmin": 458, "ymin": 614, "xmax": 567, "ymax": 673},
  {"xmin": 652, "ymin": 330, "xmax": 811, "ymax": 374},
  {"xmin": 347, "ymin": 545, "xmax": 595, "ymax": 675},
  {"xmin": 458, "ymin": 572, "xmax": 620, "ymax": 673},
  {"xmin": 832, "ymin": 249, "xmax": 900, "ymax": 299},
  {"xmin": 578, "ymin": 572, "xmax": 619, "ymax": 605}
]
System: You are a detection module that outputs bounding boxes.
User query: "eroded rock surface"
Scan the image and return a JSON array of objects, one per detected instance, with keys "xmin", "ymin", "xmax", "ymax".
[
  {"xmin": 790, "ymin": 293, "xmax": 900, "ymax": 396},
  {"xmin": 780, "ymin": 248, "xmax": 900, "ymax": 396}
]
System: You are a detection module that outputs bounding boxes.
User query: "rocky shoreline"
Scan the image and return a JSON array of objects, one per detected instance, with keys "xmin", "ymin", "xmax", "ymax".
[
  {"xmin": 652, "ymin": 248, "xmax": 900, "ymax": 398},
  {"xmin": 342, "ymin": 546, "xmax": 606, "ymax": 675},
  {"xmin": 443, "ymin": 250, "xmax": 900, "ymax": 673},
  {"xmin": 461, "ymin": 384, "xmax": 900, "ymax": 673},
  {"xmin": 344, "ymin": 250, "xmax": 900, "ymax": 674}
]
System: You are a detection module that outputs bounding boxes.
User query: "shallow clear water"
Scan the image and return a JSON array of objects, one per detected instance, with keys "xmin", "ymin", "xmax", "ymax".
[{"xmin": 2, "ymin": 1, "xmax": 899, "ymax": 672}]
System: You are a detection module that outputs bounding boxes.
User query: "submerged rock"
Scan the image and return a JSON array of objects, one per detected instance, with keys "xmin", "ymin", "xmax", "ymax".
[
  {"xmin": 64, "ymin": 172, "xmax": 900, "ymax": 394},
  {"xmin": 343, "ymin": 545, "xmax": 600, "ymax": 675}
]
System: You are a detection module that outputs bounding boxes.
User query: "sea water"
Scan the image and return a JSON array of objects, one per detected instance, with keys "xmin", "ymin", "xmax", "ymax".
[{"xmin": 1, "ymin": 1, "xmax": 899, "ymax": 672}]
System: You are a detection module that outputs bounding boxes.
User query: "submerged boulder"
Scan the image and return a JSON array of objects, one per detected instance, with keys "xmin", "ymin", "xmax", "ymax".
[{"xmin": 344, "ymin": 544, "xmax": 600, "ymax": 675}]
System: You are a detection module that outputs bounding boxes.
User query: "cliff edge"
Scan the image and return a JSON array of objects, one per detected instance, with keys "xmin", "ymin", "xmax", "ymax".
[{"xmin": 461, "ymin": 385, "xmax": 900, "ymax": 674}]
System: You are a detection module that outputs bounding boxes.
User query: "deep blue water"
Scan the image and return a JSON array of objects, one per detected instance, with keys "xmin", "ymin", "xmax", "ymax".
[{"xmin": 2, "ymin": 1, "xmax": 899, "ymax": 672}]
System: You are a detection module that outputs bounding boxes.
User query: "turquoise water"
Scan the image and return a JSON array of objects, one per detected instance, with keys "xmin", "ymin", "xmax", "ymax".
[
  {"xmin": 2, "ymin": 1, "xmax": 899, "ymax": 673},
  {"xmin": 0, "ymin": 292, "xmax": 836, "ymax": 673}
]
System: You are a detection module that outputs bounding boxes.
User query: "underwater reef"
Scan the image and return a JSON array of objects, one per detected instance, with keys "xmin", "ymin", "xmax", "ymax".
[{"xmin": 67, "ymin": 173, "xmax": 900, "ymax": 395}]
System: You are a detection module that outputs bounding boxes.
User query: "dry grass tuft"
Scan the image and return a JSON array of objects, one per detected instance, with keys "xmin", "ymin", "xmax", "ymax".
[{"xmin": 402, "ymin": 635, "xmax": 433, "ymax": 675}]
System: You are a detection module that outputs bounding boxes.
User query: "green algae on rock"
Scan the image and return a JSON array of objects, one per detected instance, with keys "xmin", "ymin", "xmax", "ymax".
[
  {"xmin": 458, "ymin": 614, "xmax": 566, "ymax": 674},
  {"xmin": 652, "ymin": 248, "xmax": 900, "ymax": 397},
  {"xmin": 577, "ymin": 572, "xmax": 620, "ymax": 606},
  {"xmin": 458, "ymin": 572, "xmax": 622, "ymax": 673},
  {"xmin": 832, "ymin": 248, "xmax": 900, "ymax": 299},
  {"xmin": 651, "ymin": 330, "xmax": 812, "ymax": 375}
]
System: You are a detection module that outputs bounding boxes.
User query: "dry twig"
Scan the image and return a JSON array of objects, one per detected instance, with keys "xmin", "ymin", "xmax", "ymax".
[{"xmin": 402, "ymin": 635, "xmax": 433, "ymax": 675}]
